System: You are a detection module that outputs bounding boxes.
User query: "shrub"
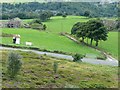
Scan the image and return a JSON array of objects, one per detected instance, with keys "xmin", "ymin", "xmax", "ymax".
[
  {"xmin": 72, "ymin": 53, "xmax": 83, "ymax": 62},
  {"xmin": 7, "ymin": 52, "xmax": 22, "ymax": 78},
  {"xmin": 30, "ymin": 23, "xmax": 43, "ymax": 30},
  {"xmin": 42, "ymin": 24, "xmax": 47, "ymax": 30},
  {"xmin": 53, "ymin": 61, "xmax": 58, "ymax": 74}
]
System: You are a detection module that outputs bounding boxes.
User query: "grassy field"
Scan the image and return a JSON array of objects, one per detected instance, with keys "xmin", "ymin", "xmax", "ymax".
[
  {"xmin": 44, "ymin": 16, "xmax": 118, "ymax": 59},
  {"xmin": 44, "ymin": 16, "xmax": 92, "ymax": 33},
  {"xmin": 84, "ymin": 32, "xmax": 118, "ymax": 59},
  {"xmin": 1, "ymin": 28, "xmax": 102, "ymax": 57},
  {"xmin": 1, "ymin": 16, "xmax": 118, "ymax": 59},
  {"xmin": 98, "ymin": 32, "xmax": 118, "ymax": 59},
  {"xmin": 1, "ymin": 50, "xmax": 118, "ymax": 88}
]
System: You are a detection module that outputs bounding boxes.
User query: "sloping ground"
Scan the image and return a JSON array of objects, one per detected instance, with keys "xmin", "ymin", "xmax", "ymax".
[
  {"xmin": 1, "ymin": 16, "xmax": 118, "ymax": 59},
  {"xmin": 44, "ymin": 16, "xmax": 118, "ymax": 59},
  {"xmin": 44, "ymin": 16, "xmax": 92, "ymax": 33},
  {"xmin": 1, "ymin": 50, "xmax": 118, "ymax": 88},
  {"xmin": 1, "ymin": 28, "xmax": 102, "ymax": 58}
]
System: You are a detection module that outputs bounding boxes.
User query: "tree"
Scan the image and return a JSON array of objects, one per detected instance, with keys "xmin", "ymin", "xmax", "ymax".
[
  {"xmin": 71, "ymin": 19, "xmax": 108, "ymax": 46},
  {"xmin": 84, "ymin": 11, "xmax": 90, "ymax": 17},
  {"xmin": 71, "ymin": 22, "xmax": 81, "ymax": 34},
  {"xmin": 93, "ymin": 26, "xmax": 108, "ymax": 46},
  {"xmin": 7, "ymin": 52, "xmax": 22, "ymax": 78},
  {"xmin": 43, "ymin": 24, "xmax": 47, "ymax": 30},
  {"xmin": 87, "ymin": 19, "xmax": 108, "ymax": 46},
  {"xmin": 40, "ymin": 11, "xmax": 53, "ymax": 22},
  {"xmin": 40, "ymin": 12, "xmax": 48, "ymax": 22},
  {"xmin": 76, "ymin": 23, "xmax": 87, "ymax": 42},
  {"xmin": 71, "ymin": 22, "xmax": 88, "ymax": 42}
]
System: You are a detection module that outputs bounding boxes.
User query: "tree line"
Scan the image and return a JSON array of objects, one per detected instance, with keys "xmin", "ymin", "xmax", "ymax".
[
  {"xmin": 1, "ymin": 2, "xmax": 118, "ymax": 20},
  {"xmin": 71, "ymin": 19, "xmax": 108, "ymax": 46}
]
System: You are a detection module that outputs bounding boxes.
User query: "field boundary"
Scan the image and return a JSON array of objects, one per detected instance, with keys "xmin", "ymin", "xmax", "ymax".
[
  {"xmin": 0, "ymin": 43, "xmax": 73, "ymax": 55},
  {"xmin": 62, "ymin": 32, "xmax": 118, "ymax": 61}
]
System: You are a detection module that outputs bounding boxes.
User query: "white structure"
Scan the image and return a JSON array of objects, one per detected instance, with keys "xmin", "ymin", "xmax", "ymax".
[
  {"xmin": 15, "ymin": 34, "xmax": 20, "ymax": 44},
  {"xmin": 25, "ymin": 42, "xmax": 32, "ymax": 46}
]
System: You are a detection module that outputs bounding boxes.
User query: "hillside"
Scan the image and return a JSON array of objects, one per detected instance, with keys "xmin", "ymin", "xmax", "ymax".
[
  {"xmin": 2, "ymin": 50, "xmax": 118, "ymax": 88},
  {"xmin": 1, "ymin": 16, "xmax": 118, "ymax": 59},
  {"xmin": 1, "ymin": 2, "xmax": 118, "ymax": 20}
]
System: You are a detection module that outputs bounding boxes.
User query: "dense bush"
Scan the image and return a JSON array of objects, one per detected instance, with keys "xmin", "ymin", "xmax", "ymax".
[
  {"xmin": 7, "ymin": 52, "xmax": 22, "ymax": 78},
  {"xmin": 72, "ymin": 53, "xmax": 83, "ymax": 62}
]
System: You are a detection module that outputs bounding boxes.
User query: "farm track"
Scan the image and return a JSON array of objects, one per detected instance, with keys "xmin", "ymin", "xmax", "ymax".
[{"xmin": 0, "ymin": 46, "xmax": 118, "ymax": 66}]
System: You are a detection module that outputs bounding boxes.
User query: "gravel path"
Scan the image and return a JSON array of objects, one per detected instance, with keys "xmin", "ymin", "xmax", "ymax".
[{"xmin": 0, "ymin": 46, "xmax": 118, "ymax": 66}]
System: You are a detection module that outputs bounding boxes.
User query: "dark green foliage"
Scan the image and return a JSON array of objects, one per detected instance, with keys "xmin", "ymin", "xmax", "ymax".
[
  {"xmin": 7, "ymin": 52, "xmax": 22, "ymax": 78},
  {"xmin": 1, "ymin": 2, "xmax": 118, "ymax": 20},
  {"xmin": 87, "ymin": 19, "xmax": 108, "ymax": 46},
  {"xmin": 116, "ymin": 19, "xmax": 120, "ymax": 30},
  {"xmin": 29, "ymin": 19, "xmax": 47, "ymax": 30},
  {"xmin": 73, "ymin": 53, "xmax": 83, "ymax": 62},
  {"xmin": 71, "ymin": 19, "xmax": 108, "ymax": 46},
  {"xmin": 84, "ymin": 11, "xmax": 90, "ymax": 17},
  {"xmin": 43, "ymin": 24, "xmax": 47, "ymax": 30},
  {"xmin": 71, "ymin": 22, "xmax": 81, "ymax": 34},
  {"xmin": 40, "ymin": 11, "xmax": 53, "ymax": 22},
  {"xmin": 62, "ymin": 13, "xmax": 67, "ymax": 18},
  {"xmin": 53, "ymin": 61, "xmax": 58, "ymax": 74},
  {"xmin": 76, "ymin": 23, "xmax": 88, "ymax": 42}
]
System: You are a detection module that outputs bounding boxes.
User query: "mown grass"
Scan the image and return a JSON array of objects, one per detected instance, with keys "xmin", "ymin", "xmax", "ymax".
[
  {"xmin": 43, "ymin": 16, "xmax": 118, "ymax": 59},
  {"xmin": 44, "ymin": 16, "xmax": 92, "ymax": 33},
  {"xmin": 84, "ymin": 32, "xmax": 118, "ymax": 59},
  {"xmin": 1, "ymin": 28, "xmax": 102, "ymax": 57},
  {"xmin": 1, "ymin": 50, "xmax": 118, "ymax": 88},
  {"xmin": 1, "ymin": 16, "xmax": 118, "ymax": 59}
]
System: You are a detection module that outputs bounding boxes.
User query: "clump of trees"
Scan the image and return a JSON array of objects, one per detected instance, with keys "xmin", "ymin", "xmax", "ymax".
[
  {"xmin": 40, "ymin": 11, "xmax": 53, "ymax": 22},
  {"xmin": 29, "ymin": 19, "xmax": 47, "ymax": 30},
  {"xmin": 71, "ymin": 19, "xmax": 108, "ymax": 46},
  {"xmin": 84, "ymin": 11, "xmax": 90, "ymax": 17}
]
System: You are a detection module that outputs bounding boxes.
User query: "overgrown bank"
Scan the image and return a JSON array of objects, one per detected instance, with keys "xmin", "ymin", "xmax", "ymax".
[{"xmin": 1, "ymin": 50, "xmax": 118, "ymax": 88}]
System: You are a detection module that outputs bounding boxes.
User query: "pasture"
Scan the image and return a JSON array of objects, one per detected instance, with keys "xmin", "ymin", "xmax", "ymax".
[
  {"xmin": 1, "ymin": 16, "xmax": 118, "ymax": 59},
  {"xmin": 1, "ymin": 28, "xmax": 101, "ymax": 57}
]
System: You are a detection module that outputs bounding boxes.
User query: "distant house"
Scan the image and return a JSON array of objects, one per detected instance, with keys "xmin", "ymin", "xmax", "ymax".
[{"xmin": 7, "ymin": 17, "xmax": 22, "ymax": 28}]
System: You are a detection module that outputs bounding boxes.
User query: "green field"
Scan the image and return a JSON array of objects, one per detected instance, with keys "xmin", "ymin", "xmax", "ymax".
[
  {"xmin": 1, "ymin": 28, "xmax": 101, "ymax": 57},
  {"xmin": 84, "ymin": 32, "xmax": 118, "ymax": 59},
  {"xmin": 2, "ymin": 50, "xmax": 118, "ymax": 88},
  {"xmin": 98, "ymin": 32, "xmax": 118, "ymax": 59},
  {"xmin": 1, "ymin": 16, "xmax": 118, "ymax": 59},
  {"xmin": 44, "ymin": 16, "xmax": 92, "ymax": 33}
]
